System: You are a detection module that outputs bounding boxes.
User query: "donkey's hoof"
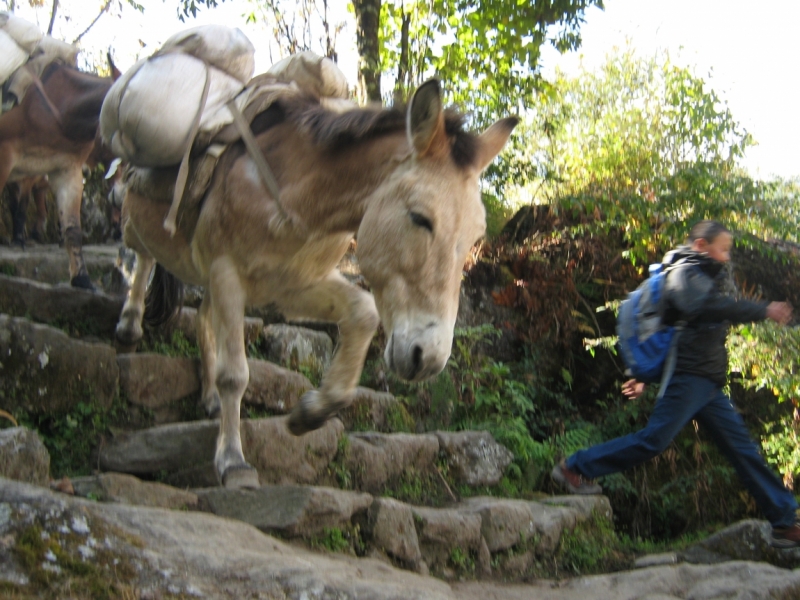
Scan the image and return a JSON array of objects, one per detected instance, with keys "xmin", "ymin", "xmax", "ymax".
[
  {"xmin": 221, "ymin": 465, "xmax": 260, "ymax": 489},
  {"xmin": 287, "ymin": 398, "xmax": 328, "ymax": 437},
  {"xmin": 114, "ymin": 329, "xmax": 141, "ymax": 354},
  {"xmin": 70, "ymin": 274, "xmax": 95, "ymax": 291}
]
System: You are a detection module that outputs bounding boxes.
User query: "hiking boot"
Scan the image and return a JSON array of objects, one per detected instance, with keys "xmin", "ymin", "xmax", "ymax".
[
  {"xmin": 771, "ymin": 518, "xmax": 800, "ymax": 549},
  {"xmin": 551, "ymin": 460, "xmax": 602, "ymax": 495}
]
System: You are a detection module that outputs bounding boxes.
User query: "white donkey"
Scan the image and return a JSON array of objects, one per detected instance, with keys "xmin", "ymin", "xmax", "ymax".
[{"xmin": 115, "ymin": 79, "xmax": 517, "ymax": 488}]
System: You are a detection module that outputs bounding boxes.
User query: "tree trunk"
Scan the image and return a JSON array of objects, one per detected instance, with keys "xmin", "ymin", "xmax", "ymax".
[
  {"xmin": 352, "ymin": 0, "xmax": 381, "ymax": 103},
  {"xmin": 392, "ymin": 11, "xmax": 410, "ymax": 106},
  {"xmin": 47, "ymin": 0, "xmax": 59, "ymax": 36}
]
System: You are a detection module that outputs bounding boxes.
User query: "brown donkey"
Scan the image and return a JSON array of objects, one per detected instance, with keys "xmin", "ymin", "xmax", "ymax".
[
  {"xmin": 0, "ymin": 61, "xmax": 114, "ymax": 287},
  {"xmin": 115, "ymin": 80, "xmax": 517, "ymax": 488}
]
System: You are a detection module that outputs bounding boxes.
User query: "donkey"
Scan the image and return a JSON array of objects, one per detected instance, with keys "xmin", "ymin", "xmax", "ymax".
[
  {"xmin": 0, "ymin": 61, "xmax": 114, "ymax": 287},
  {"xmin": 115, "ymin": 79, "xmax": 517, "ymax": 488}
]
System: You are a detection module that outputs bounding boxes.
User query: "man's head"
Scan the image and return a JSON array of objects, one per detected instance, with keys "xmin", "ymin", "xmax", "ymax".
[{"xmin": 688, "ymin": 220, "xmax": 733, "ymax": 263}]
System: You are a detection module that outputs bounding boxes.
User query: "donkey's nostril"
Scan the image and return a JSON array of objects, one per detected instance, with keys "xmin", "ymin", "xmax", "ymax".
[{"xmin": 412, "ymin": 345, "xmax": 423, "ymax": 374}]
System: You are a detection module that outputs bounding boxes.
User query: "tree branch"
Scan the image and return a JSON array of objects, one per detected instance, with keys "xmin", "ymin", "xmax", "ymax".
[
  {"xmin": 46, "ymin": 0, "xmax": 59, "ymax": 35},
  {"xmin": 73, "ymin": 0, "xmax": 111, "ymax": 45}
]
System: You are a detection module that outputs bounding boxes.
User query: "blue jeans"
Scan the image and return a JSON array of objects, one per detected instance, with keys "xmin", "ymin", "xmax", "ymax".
[{"xmin": 566, "ymin": 373, "xmax": 798, "ymax": 528}]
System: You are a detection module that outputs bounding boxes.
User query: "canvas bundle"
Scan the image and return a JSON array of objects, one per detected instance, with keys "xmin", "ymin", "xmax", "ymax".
[
  {"xmin": 0, "ymin": 11, "xmax": 42, "ymax": 85},
  {"xmin": 100, "ymin": 24, "xmax": 256, "ymax": 167},
  {"xmin": 266, "ymin": 51, "xmax": 349, "ymax": 100}
]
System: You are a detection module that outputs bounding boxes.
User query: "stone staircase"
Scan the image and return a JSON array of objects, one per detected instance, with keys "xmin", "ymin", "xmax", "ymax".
[{"xmin": 0, "ymin": 241, "xmax": 616, "ymax": 582}]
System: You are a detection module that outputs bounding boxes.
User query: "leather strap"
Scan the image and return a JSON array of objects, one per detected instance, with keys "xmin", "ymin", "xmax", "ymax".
[{"xmin": 225, "ymin": 97, "xmax": 286, "ymax": 220}]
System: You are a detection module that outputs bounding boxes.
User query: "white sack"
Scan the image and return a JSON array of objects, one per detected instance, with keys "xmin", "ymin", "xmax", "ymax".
[
  {"xmin": 0, "ymin": 30, "xmax": 28, "ymax": 83},
  {"xmin": 32, "ymin": 35, "xmax": 79, "ymax": 66},
  {"xmin": 100, "ymin": 53, "xmax": 244, "ymax": 166},
  {"xmin": 0, "ymin": 11, "xmax": 42, "ymax": 53},
  {"xmin": 159, "ymin": 24, "xmax": 255, "ymax": 84},
  {"xmin": 267, "ymin": 51, "xmax": 349, "ymax": 99}
]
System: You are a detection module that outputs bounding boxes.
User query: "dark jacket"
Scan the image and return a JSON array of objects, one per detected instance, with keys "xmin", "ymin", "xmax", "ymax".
[{"xmin": 661, "ymin": 246, "xmax": 767, "ymax": 386}]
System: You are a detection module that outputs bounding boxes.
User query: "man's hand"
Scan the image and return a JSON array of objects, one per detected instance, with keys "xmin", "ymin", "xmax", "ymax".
[
  {"xmin": 766, "ymin": 301, "xmax": 793, "ymax": 325},
  {"xmin": 622, "ymin": 379, "xmax": 646, "ymax": 400}
]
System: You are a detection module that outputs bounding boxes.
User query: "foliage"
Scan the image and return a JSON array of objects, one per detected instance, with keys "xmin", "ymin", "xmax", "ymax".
[
  {"xmin": 728, "ymin": 321, "xmax": 800, "ymax": 486},
  {"xmin": 140, "ymin": 329, "xmax": 199, "ymax": 358},
  {"xmin": 380, "ymin": 0, "xmax": 602, "ymax": 114},
  {"xmin": 310, "ymin": 527, "xmax": 353, "ymax": 553},
  {"xmin": 14, "ymin": 392, "xmax": 130, "ymax": 478},
  {"xmin": 513, "ymin": 47, "xmax": 800, "ymax": 262}
]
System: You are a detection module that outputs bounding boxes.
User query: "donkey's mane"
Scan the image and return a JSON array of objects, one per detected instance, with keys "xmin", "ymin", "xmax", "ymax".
[{"xmin": 284, "ymin": 99, "xmax": 480, "ymax": 168}]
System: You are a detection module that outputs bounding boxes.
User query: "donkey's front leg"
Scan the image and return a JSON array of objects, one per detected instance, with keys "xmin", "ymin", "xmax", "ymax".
[
  {"xmin": 286, "ymin": 273, "xmax": 379, "ymax": 435},
  {"xmin": 209, "ymin": 258, "xmax": 259, "ymax": 489},
  {"xmin": 50, "ymin": 167, "xmax": 91, "ymax": 289},
  {"xmin": 115, "ymin": 250, "xmax": 155, "ymax": 351},
  {"xmin": 197, "ymin": 290, "xmax": 221, "ymax": 418}
]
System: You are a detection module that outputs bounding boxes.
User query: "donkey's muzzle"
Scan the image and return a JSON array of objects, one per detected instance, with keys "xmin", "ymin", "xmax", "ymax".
[{"xmin": 385, "ymin": 331, "xmax": 449, "ymax": 382}]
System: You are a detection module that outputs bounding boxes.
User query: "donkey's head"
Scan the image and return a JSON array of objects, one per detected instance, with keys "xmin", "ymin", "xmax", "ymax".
[{"xmin": 357, "ymin": 80, "xmax": 517, "ymax": 382}]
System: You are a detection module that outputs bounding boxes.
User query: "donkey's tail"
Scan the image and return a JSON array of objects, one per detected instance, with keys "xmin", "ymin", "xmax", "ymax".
[{"xmin": 144, "ymin": 263, "xmax": 184, "ymax": 329}]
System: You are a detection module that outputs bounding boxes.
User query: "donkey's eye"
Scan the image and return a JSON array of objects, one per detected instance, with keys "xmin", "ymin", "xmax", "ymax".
[{"xmin": 410, "ymin": 211, "xmax": 433, "ymax": 232}]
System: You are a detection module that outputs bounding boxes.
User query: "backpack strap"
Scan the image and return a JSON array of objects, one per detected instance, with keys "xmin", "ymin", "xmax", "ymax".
[
  {"xmin": 655, "ymin": 262, "xmax": 683, "ymax": 400},
  {"xmin": 655, "ymin": 322, "xmax": 684, "ymax": 400}
]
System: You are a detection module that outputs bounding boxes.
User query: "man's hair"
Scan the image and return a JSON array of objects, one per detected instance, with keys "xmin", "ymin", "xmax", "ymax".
[{"xmin": 688, "ymin": 220, "xmax": 731, "ymax": 244}]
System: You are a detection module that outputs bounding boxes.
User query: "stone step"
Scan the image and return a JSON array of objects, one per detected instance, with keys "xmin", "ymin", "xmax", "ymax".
[
  {"xmin": 97, "ymin": 417, "xmax": 514, "ymax": 496},
  {"xmin": 0, "ymin": 243, "xmax": 131, "ymax": 299},
  {"xmin": 0, "ymin": 314, "xmax": 119, "ymax": 415},
  {"xmin": 0, "ymin": 274, "xmax": 124, "ymax": 340},
  {"xmin": 191, "ymin": 481, "xmax": 612, "ymax": 579},
  {"xmin": 98, "ymin": 417, "xmax": 344, "ymax": 488},
  {"xmin": 118, "ymin": 354, "xmax": 310, "ymax": 424}
]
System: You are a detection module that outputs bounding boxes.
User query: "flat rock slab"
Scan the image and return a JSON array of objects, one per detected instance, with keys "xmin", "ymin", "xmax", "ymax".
[
  {"xmin": 243, "ymin": 358, "xmax": 313, "ymax": 413},
  {"xmin": 117, "ymin": 353, "xmax": 199, "ymax": 421},
  {"xmin": 262, "ymin": 323, "xmax": 333, "ymax": 372},
  {"xmin": 242, "ymin": 417, "xmax": 343, "ymax": 485},
  {"xmin": 451, "ymin": 561, "xmax": 800, "ymax": 600},
  {"xmin": 345, "ymin": 431, "xmax": 439, "ymax": 492},
  {"xmin": 0, "ymin": 314, "xmax": 119, "ymax": 414},
  {"xmin": 679, "ymin": 519, "xmax": 800, "ymax": 569},
  {"xmin": 0, "ymin": 427, "xmax": 49, "ymax": 486},
  {"xmin": 410, "ymin": 505, "xmax": 488, "ymax": 574},
  {"xmin": 365, "ymin": 497, "xmax": 424, "ymax": 570},
  {"xmin": 0, "ymin": 477, "xmax": 456, "ymax": 599},
  {"xmin": 99, "ymin": 417, "xmax": 344, "ymax": 487},
  {"xmin": 117, "ymin": 354, "xmax": 313, "ymax": 422},
  {"xmin": 196, "ymin": 484, "xmax": 372, "ymax": 537},
  {"xmin": 174, "ymin": 306, "xmax": 263, "ymax": 348},
  {"xmin": 458, "ymin": 496, "xmax": 538, "ymax": 553},
  {"xmin": 5, "ymin": 478, "xmax": 799, "ymax": 600},
  {"xmin": 541, "ymin": 494, "xmax": 613, "ymax": 520},
  {"xmin": 99, "ymin": 419, "xmax": 219, "ymax": 475},
  {"xmin": 0, "ymin": 244, "xmax": 120, "ymax": 286},
  {"xmin": 70, "ymin": 472, "xmax": 198, "ymax": 510},
  {"xmin": 0, "ymin": 273, "xmax": 124, "ymax": 338},
  {"xmin": 338, "ymin": 386, "xmax": 401, "ymax": 431},
  {"xmin": 435, "ymin": 430, "xmax": 513, "ymax": 487},
  {"xmin": 458, "ymin": 495, "xmax": 601, "ymax": 555}
]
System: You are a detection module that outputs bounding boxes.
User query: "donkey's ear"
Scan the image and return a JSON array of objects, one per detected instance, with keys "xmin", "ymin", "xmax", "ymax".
[
  {"xmin": 407, "ymin": 79, "xmax": 448, "ymax": 157},
  {"xmin": 472, "ymin": 117, "xmax": 519, "ymax": 173}
]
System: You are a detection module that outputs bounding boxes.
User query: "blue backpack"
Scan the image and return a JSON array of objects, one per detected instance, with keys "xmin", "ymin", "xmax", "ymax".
[{"xmin": 617, "ymin": 263, "xmax": 684, "ymax": 399}]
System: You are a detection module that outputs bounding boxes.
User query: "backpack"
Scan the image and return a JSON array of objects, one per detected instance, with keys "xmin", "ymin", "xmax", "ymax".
[{"xmin": 617, "ymin": 263, "xmax": 685, "ymax": 399}]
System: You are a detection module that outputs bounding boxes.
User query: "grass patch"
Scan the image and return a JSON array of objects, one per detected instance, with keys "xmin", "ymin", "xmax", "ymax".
[
  {"xmin": 14, "ymin": 389, "xmax": 132, "ymax": 478},
  {"xmin": 309, "ymin": 525, "xmax": 365, "ymax": 555},
  {"xmin": 140, "ymin": 329, "xmax": 199, "ymax": 358}
]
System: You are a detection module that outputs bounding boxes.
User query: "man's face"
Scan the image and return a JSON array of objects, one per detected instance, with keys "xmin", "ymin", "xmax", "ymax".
[{"xmin": 695, "ymin": 231, "xmax": 733, "ymax": 263}]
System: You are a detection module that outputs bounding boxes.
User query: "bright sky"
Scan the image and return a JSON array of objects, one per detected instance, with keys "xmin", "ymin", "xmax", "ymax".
[
  {"xmin": 4, "ymin": 0, "xmax": 797, "ymax": 180},
  {"xmin": 540, "ymin": 0, "xmax": 800, "ymax": 180}
]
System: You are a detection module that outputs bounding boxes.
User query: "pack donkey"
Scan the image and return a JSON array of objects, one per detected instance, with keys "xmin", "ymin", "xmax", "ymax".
[
  {"xmin": 0, "ymin": 61, "xmax": 114, "ymax": 287},
  {"xmin": 115, "ymin": 80, "xmax": 517, "ymax": 488}
]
